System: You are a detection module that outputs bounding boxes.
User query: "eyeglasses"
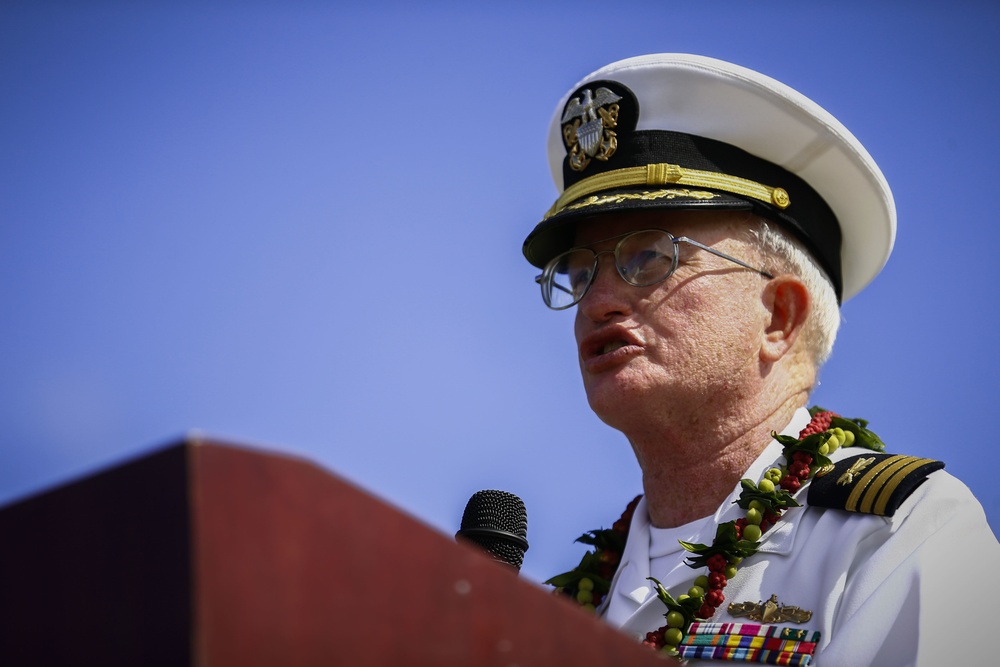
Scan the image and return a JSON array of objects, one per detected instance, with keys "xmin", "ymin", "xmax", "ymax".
[{"xmin": 535, "ymin": 229, "xmax": 775, "ymax": 310}]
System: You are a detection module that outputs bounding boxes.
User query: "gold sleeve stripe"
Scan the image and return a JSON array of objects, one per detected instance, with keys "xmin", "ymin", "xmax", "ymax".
[
  {"xmin": 856, "ymin": 456, "xmax": 917, "ymax": 513},
  {"xmin": 545, "ymin": 163, "xmax": 790, "ymax": 220},
  {"xmin": 845, "ymin": 455, "xmax": 935, "ymax": 513},
  {"xmin": 845, "ymin": 455, "xmax": 906, "ymax": 512},
  {"xmin": 871, "ymin": 457, "xmax": 936, "ymax": 516},
  {"xmin": 808, "ymin": 452, "xmax": 944, "ymax": 517}
]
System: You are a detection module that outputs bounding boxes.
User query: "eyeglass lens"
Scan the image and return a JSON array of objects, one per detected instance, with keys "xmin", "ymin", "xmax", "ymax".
[{"xmin": 543, "ymin": 230, "xmax": 678, "ymax": 309}]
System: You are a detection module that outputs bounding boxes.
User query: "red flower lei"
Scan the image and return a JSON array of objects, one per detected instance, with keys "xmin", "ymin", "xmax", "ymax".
[{"xmin": 545, "ymin": 407, "xmax": 885, "ymax": 657}]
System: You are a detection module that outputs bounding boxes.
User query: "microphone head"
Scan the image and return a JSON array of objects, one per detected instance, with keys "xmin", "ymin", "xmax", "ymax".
[{"xmin": 456, "ymin": 490, "xmax": 529, "ymax": 571}]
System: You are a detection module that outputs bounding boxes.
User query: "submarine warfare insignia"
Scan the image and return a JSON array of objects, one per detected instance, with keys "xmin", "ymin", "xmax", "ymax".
[
  {"xmin": 561, "ymin": 86, "xmax": 622, "ymax": 171},
  {"xmin": 727, "ymin": 594, "xmax": 813, "ymax": 624}
]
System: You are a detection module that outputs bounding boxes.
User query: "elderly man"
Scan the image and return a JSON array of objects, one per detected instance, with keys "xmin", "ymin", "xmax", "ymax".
[{"xmin": 525, "ymin": 55, "xmax": 999, "ymax": 666}]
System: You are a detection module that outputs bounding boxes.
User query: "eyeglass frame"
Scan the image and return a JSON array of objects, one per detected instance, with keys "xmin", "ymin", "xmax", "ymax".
[{"xmin": 534, "ymin": 228, "xmax": 775, "ymax": 310}]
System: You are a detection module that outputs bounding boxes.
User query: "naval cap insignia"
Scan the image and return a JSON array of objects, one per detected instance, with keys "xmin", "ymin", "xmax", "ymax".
[{"xmin": 560, "ymin": 80, "xmax": 637, "ymax": 173}]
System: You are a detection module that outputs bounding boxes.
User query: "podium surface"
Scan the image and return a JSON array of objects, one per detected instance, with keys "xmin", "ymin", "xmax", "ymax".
[{"xmin": 0, "ymin": 439, "xmax": 670, "ymax": 665}]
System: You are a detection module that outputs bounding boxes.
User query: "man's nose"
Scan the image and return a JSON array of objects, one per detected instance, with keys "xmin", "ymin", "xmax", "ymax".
[{"xmin": 577, "ymin": 253, "xmax": 631, "ymax": 321}]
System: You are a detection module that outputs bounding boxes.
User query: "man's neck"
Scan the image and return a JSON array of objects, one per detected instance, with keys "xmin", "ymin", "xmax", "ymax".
[{"xmin": 630, "ymin": 393, "xmax": 806, "ymax": 529}]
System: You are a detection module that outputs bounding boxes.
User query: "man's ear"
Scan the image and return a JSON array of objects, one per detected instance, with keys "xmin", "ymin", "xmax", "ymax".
[{"xmin": 760, "ymin": 275, "xmax": 810, "ymax": 363}]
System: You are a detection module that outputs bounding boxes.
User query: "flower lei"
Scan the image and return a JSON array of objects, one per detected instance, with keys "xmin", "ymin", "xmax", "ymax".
[{"xmin": 545, "ymin": 407, "xmax": 886, "ymax": 657}]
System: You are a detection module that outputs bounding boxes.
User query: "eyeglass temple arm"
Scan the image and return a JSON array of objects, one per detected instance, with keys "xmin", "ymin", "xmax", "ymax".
[{"xmin": 674, "ymin": 237, "xmax": 774, "ymax": 279}]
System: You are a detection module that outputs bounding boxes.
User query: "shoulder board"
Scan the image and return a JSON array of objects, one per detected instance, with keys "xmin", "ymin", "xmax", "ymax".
[{"xmin": 807, "ymin": 452, "xmax": 944, "ymax": 517}]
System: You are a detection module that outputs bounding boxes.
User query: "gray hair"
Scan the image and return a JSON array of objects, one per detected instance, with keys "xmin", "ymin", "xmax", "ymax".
[{"xmin": 745, "ymin": 218, "xmax": 841, "ymax": 367}]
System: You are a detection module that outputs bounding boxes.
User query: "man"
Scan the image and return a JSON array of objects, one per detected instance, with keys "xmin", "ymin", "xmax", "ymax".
[{"xmin": 524, "ymin": 54, "xmax": 999, "ymax": 665}]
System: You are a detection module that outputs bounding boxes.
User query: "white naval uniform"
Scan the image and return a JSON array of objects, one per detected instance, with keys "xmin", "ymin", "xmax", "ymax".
[{"xmin": 602, "ymin": 408, "xmax": 1000, "ymax": 666}]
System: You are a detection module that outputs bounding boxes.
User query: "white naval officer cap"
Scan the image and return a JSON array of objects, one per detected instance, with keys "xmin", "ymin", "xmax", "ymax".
[{"xmin": 521, "ymin": 53, "xmax": 896, "ymax": 303}]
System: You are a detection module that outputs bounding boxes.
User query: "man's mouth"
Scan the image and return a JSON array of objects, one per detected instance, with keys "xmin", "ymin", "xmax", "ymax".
[
  {"xmin": 580, "ymin": 328, "xmax": 643, "ymax": 367},
  {"xmin": 602, "ymin": 341, "xmax": 629, "ymax": 355},
  {"xmin": 582, "ymin": 333, "xmax": 641, "ymax": 373}
]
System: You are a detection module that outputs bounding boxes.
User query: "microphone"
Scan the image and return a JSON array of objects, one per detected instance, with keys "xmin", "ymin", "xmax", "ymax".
[{"xmin": 456, "ymin": 490, "xmax": 529, "ymax": 571}]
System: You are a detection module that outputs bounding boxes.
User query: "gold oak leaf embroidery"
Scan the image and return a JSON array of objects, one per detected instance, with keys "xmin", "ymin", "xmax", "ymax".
[{"xmin": 837, "ymin": 457, "xmax": 876, "ymax": 486}]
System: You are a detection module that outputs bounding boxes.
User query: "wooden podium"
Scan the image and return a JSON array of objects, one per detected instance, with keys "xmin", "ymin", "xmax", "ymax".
[{"xmin": 0, "ymin": 438, "xmax": 669, "ymax": 666}]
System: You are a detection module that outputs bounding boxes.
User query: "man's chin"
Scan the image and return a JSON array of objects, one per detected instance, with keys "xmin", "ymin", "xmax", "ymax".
[{"xmin": 584, "ymin": 378, "xmax": 653, "ymax": 425}]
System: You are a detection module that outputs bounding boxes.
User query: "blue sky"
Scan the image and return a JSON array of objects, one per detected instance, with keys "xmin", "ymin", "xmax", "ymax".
[{"xmin": 2, "ymin": 1, "xmax": 998, "ymax": 583}]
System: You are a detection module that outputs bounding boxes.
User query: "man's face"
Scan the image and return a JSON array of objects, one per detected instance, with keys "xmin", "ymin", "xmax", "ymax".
[{"xmin": 571, "ymin": 209, "xmax": 770, "ymax": 431}]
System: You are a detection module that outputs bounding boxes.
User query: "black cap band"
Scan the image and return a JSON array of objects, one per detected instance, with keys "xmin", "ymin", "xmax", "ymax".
[{"xmin": 525, "ymin": 128, "xmax": 843, "ymax": 300}]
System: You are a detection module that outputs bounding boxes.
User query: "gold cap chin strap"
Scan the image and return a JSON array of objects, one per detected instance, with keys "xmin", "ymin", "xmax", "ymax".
[{"xmin": 545, "ymin": 163, "xmax": 790, "ymax": 220}]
